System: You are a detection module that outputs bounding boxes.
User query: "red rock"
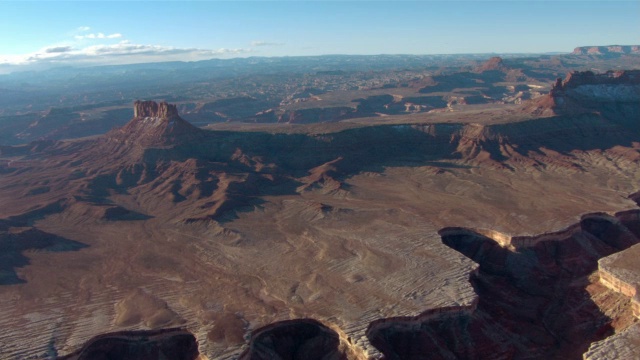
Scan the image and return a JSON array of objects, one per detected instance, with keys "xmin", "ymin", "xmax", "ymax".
[
  {"xmin": 475, "ymin": 56, "xmax": 508, "ymax": 72},
  {"xmin": 108, "ymin": 101, "xmax": 204, "ymax": 148},
  {"xmin": 133, "ymin": 100, "xmax": 179, "ymax": 119}
]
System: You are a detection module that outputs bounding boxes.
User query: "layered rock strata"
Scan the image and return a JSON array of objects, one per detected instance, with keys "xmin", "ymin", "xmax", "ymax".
[{"xmin": 597, "ymin": 208, "xmax": 640, "ymax": 318}]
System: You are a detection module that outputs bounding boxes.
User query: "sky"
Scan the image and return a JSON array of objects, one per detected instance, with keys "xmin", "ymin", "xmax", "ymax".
[{"xmin": 0, "ymin": 1, "xmax": 638, "ymax": 73}]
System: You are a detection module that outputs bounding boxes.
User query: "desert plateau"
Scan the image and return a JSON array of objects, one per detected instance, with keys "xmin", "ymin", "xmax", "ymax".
[
  {"xmin": 0, "ymin": 49, "xmax": 639, "ymax": 359},
  {"xmin": 0, "ymin": 2, "xmax": 640, "ymax": 358}
]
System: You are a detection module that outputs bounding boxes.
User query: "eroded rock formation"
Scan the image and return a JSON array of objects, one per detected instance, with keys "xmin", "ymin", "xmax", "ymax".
[
  {"xmin": 550, "ymin": 70, "xmax": 640, "ymax": 103},
  {"xmin": 239, "ymin": 319, "xmax": 357, "ymax": 360},
  {"xmin": 133, "ymin": 100, "xmax": 180, "ymax": 119},
  {"xmin": 110, "ymin": 100, "xmax": 204, "ymax": 147},
  {"xmin": 56, "ymin": 328, "xmax": 200, "ymax": 360},
  {"xmin": 475, "ymin": 56, "xmax": 508, "ymax": 72},
  {"xmin": 526, "ymin": 70, "xmax": 640, "ymax": 116},
  {"xmin": 366, "ymin": 211, "xmax": 640, "ymax": 359}
]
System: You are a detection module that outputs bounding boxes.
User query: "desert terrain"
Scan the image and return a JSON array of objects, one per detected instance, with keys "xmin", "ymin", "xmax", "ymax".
[{"xmin": 0, "ymin": 50, "xmax": 639, "ymax": 359}]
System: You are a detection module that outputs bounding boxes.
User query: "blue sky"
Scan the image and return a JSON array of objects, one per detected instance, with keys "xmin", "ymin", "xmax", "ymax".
[{"xmin": 0, "ymin": 1, "xmax": 638, "ymax": 72}]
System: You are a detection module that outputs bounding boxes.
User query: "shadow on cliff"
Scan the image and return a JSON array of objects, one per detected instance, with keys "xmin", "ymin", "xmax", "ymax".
[{"xmin": 366, "ymin": 210, "xmax": 640, "ymax": 359}]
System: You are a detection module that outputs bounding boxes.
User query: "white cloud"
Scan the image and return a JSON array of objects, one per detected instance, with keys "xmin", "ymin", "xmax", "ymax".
[
  {"xmin": 0, "ymin": 41, "xmax": 251, "ymax": 70},
  {"xmin": 251, "ymin": 41, "xmax": 284, "ymax": 47},
  {"xmin": 78, "ymin": 41, "xmax": 248, "ymax": 58},
  {"xmin": 75, "ymin": 32, "xmax": 122, "ymax": 40},
  {"xmin": 0, "ymin": 27, "xmax": 251, "ymax": 72}
]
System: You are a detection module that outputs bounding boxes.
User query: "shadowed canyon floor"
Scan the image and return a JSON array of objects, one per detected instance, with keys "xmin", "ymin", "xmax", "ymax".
[{"xmin": 0, "ymin": 71, "xmax": 639, "ymax": 359}]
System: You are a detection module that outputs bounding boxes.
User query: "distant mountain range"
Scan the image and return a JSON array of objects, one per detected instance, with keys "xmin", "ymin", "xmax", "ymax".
[{"xmin": 573, "ymin": 45, "xmax": 640, "ymax": 55}]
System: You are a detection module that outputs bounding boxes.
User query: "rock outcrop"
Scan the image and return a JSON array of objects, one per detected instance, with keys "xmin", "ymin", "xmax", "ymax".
[
  {"xmin": 133, "ymin": 100, "xmax": 180, "ymax": 119},
  {"xmin": 475, "ymin": 56, "xmax": 508, "ymax": 72},
  {"xmin": 56, "ymin": 328, "xmax": 200, "ymax": 360},
  {"xmin": 526, "ymin": 70, "xmax": 640, "ymax": 115},
  {"xmin": 596, "ymin": 209, "xmax": 640, "ymax": 319},
  {"xmin": 107, "ymin": 100, "xmax": 204, "ymax": 148},
  {"xmin": 239, "ymin": 319, "xmax": 358, "ymax": 360},
  {"xmin": 550, "ymin": 70, "xmax": 640, "ymax": 117},
  {"xmin": 367, "ymin": 209, "xmax": 640, "ymax": 360},
  {"xmin": 552, "ymin": 70, "xmax": 640, "ymax": 98}
]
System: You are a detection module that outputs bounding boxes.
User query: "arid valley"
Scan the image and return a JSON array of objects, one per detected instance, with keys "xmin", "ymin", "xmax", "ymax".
[{"xmin": 1, "ymin": 44, "xmax": 640, "ymax": 360}]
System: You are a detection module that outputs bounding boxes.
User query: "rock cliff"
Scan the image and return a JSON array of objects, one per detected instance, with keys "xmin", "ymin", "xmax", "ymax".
[
  {"xmin": 367, "ymin": 209, "xmax": 640, "ymax": 359},
  {"xmin": 551, "ymin": 70, "xmax": 640, "ymax": 102},
  {"xmin": 56, "ymin": 328, "xmax": 200, "ymax": 360},
  {"xmin": 526, "ymin": 70, "xmax": 640, "ymax": 115},
  {"xmin": 133, "ymin": 100, "xmax": 180, "ymax": 119}
]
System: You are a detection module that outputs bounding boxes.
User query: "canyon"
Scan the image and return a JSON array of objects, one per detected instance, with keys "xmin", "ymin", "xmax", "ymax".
[{"xmin": 0, "ymin": 66, "xmax": 638, "ymax": 360}]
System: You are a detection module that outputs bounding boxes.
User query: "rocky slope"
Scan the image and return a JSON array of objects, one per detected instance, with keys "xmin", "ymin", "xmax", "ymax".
[
  {"xmin": 52, "ymin": 204, "xmax": 640, "ymax": 360},
  {"xmin": 0, "ymin": 215, "xmax": 86, "ymax": 285}
]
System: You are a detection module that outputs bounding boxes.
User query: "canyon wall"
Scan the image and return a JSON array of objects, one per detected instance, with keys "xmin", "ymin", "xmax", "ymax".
[{"xmin": 366, "ymin": 210, "xmax": 640, "ymax": 359}]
